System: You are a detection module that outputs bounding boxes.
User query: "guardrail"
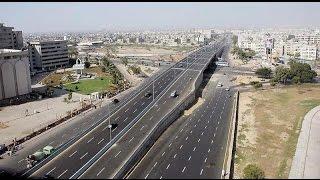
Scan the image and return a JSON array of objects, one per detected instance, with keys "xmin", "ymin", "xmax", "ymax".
[
  {"xmin": 71, "ymin": 45, "xmax": 208, "ymax": 179},
  {"xmin": 23, "ymin": 56, "xmax": 183, "ymax": 178},
  {"xmin": 114, "ymin": 45, "xmax": 223, "ymax": 178}
]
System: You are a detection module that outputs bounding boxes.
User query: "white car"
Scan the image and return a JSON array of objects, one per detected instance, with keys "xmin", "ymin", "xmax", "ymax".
[
  {"xmin": 225, "ymin": 88, "xmax": 230, "ymax": 91},
  {"xmin": 217, "ymin": 83, "xmax": 223, "ymax": 87}
]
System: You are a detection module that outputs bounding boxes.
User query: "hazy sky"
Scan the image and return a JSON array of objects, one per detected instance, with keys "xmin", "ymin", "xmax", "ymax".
[{"xmin": 1, "ymin": 2, "xmax": 320, "ymax": 33}]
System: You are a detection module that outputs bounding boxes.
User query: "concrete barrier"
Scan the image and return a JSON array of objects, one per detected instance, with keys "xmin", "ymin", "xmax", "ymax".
[{"xmin": 226, "ymin": 90, "xmax": 239, "ymax": 179}]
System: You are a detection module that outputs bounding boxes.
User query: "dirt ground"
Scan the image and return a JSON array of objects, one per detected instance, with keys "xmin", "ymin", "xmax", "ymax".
[
  {"xmin": 235, "ymin": 84, "xmax": 320, "ymax": 178},
  {"xmin": 231, "ymin": 75, "xmax": 267, "ymax": 86}
]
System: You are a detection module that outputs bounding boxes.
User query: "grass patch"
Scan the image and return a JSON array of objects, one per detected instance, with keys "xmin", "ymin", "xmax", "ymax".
[
  {"xmin": 64, "ymin": 77, "xmax": 112, "ymax": 95},
  {"xmin": 235, "ymin": 84, "xmax": 320, "ymax": 178}
]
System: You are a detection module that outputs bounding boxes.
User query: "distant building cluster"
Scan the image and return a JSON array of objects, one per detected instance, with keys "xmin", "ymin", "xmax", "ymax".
[{"xmin": 234, "ymin": 29, "xmax": 320, "ymax": 66}]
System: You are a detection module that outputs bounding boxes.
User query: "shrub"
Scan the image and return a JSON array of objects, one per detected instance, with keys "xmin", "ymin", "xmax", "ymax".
[{"xmin": 243, "ymin": 164, "xmax": 265, "ymax": 179}]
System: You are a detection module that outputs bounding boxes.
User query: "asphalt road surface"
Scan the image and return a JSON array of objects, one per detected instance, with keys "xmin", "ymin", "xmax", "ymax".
[
  {"xmin": 127, "ymin": 69, "xmax": 235, "ymax": 179},
  {"xmin": 28, "ymin": 41, "xmax": 219, "ymax": 179}
]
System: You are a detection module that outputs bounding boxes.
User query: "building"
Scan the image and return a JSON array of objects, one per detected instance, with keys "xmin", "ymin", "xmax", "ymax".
[
  {"xmin": 28, "ymin": 40, "xmax": 69, "ymax": 72},
  {"xmin": 0, "ymin": 49, "xmax": 31, "ymax": 100},
  {"xmin": 0, "ymin": 23, "xmax": 23, "ymax": 50}
]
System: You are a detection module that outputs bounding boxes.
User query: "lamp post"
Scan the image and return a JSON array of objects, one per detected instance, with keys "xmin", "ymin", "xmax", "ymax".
[{"xmin": 107, "ymin": 100, "xmax": 112, "ymax": 141}]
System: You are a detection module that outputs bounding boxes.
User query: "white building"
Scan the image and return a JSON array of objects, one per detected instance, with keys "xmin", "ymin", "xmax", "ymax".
[
  {"xmin": 0, "ymin": 49, "xmax": 31, "ymax": 100},
  {"xmin": 28, "ymin": 40, "xmax": 69, "ymax": 72}
]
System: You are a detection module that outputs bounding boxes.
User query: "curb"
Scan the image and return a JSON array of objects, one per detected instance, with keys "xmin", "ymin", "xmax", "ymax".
[{"xmin": 223, "ymin": 90, "xmax": 239, "ymax": 179}]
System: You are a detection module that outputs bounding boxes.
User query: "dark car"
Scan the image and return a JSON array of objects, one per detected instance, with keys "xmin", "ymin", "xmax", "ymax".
[
  {"xmin": 0, "ymin": 144, "xmax": 7, "ymax": 155},
  {"xmin": 145, "ymin": 92, "xmax": 152, "ymax": 98},
  {"xmin": 113, "ymin": 99, "xmax": 119, "ymax": 104}
]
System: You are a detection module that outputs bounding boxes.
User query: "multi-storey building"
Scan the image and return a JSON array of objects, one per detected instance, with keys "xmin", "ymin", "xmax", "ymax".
[
  {"xmin": 0, "ymin": 23, "xmax": 23, "ymax": 50},
  {"xmin": 0, "ymin": 49, "xmax": 31, "ymax": 100},
  {"xmin": 28, "ymin": 40, "xmax": 69, "ymax": 72}
]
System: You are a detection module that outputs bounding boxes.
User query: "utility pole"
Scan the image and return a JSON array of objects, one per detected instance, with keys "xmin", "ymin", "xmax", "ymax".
[{"xmin": 108, "ymin": 101, "xmax": 111, "ymax": 141}]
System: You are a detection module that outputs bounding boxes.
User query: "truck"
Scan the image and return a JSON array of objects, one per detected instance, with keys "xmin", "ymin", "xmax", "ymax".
[{"xmin": 27, "ymin": 146, "xmax": 55, "ymax": 168}]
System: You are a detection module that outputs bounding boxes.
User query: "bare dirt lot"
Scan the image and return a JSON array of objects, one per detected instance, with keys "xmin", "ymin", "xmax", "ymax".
[{"xmin": 235, "ymin": 84, "xmax": 320, "ymax": 178}]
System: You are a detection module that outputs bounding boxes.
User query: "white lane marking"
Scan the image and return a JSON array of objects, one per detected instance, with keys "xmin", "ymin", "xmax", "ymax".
[
  {"xmin": 193, "ymin": 147, "xmax": 196, "ymax": 151},
  {"xmin": 180, "ymin": 145, "xmax": 183, "ymax": 149},
  {"xmin": 188, "ymin": 156, "xmax": 191, "ymax": 161},
  {"xmin": 208, "ymin": 148, "xmax": 211, "ymax": 153},
  {"xmin": 80, "ymin": 152, "xmax": 88, "ymax": 160},
  {"xmin": 169, "ymin": 143, "xmax": 172, "ymax": 147},
  {"xmin": 197, "ymin": 119, "xmax": 200, "ymax": 122},
  {"xmin": 211, "ymin": 139, "xmax": 214, "ymax": 144},
  {"xmin": 124, "ymin": 117, "xmax": 128, "ymax": 122},
  {"xmin": 57, "ymin": 169, "xmax": 68, "ymax": 178},
  {"xmin": 190, "ymin": 130, "xmax": 193, "ymax": 134},
  {"xmin": 125, "ymin": 108, "xmax": 129, "ymax": 113},
  {"xmin": 214, "ymin": 133, "xmax": 216, "ymax": 137},
  {"xmin": 201, "ymin": 132, "xmax": 204, "ymax": 135},
  {"xmin": 163, "ymin": 100, "xmax": 167, "ymax": 104},
  {"xmin": 149, "ymin": 116, "xmax": 154, "ymax": 120},
  {"xmin": 140, "ymin": 125, "xmax": 145, "ymax": 131},
  {"xmin": 134, "ymin": 101, "xmax": 138, "ymax": 105},
  {"xmin": 144, "ymin": 173, "xmax": 149, "ymax": 179},
  {"xmin": 69, "ymin": 150, "xmax": 77, "ymax": 158},
  {"xmin": 87, "ymin": 137, "xmax": 94, "ymax": 143},
  {"xmin": 112, "ymin": 127, "xmax": 118, "ymax": 132},
  {"xmin": 174, "ymin": 154, "xmax": 177, "ymax": 158},
  {"xmin": 102, "ymin": 126, "xmax": 108, "ymax": 131},
  {"xmin": 216, "ymin": 127, "xmax": 218, "ymax": 131},
  {"xmin": 153, "ymin": 162, "xmax": 158, "ymax": 168},
  {"xmin": 204, "ymin": 157, "xmax": 208, "ymax": 163},
  {"xmin": 207, "ymin": 120, "xmax": 210, "ymax": 124},
  {"xmin": 185, "ymin": 137, "xmax": 188, "ymax": 141},
  {"xmin": 162, "ymin": 152, "xmax": 166, "ymax": 156},
  {"xmin": 201, "ymin": 114, "xmax": 204, "ymax": 117},
  {"xmin": 18, "ymin": 159, "xmax": 25, "ymax": 163},
  {"xmin": 166, "ymin": 163, "xmax": 171, "ymax": 169},
  {"xmin": 175, "ymin": 136, "xmax": 178, "ymax": 139},
  {"xmin": 97, "ymin": 167, "xmax": 105, "ymax": 177},
  {"xmin": 46, "ymin": 167, "xmax": 56, "ymax": 175},
  {"xmin": 98, "ymin": 138, "xmax": 105, "ymax": 145},
  {"xmin": 182, "ymin": 166, "xmax": 186, "ymax": 173},
  {"xmin": 48, "ymin": 141, "xmax": 55, "ymax": 145},
  {"xmin": 142, "ymin": 101, "xmax": 145, "ymax": 106},
  {"xmin": 204, "ymin": 126, "xmax": 207, "ymax": 129},
  {"xmin": 129, "ymin": 137, "xmax": 135, "ymax": 143},
  {"xmin": 115, "ymin": 116, "xmax": 120, "ymax": 121},
  {"xmin": 180, "ymin": 129, "xmax": 183, "ymax": 132},
  {"xmin": 198, "ymin": 138, "xmax": 201, "ymax": 143},
  {"xmin": 200, "ymin": 169, "xmax": 203, "ymax": 175},
  {"xmin": 115, "ymin": 151, "xmax": 121, "ymax": 158},
  {"xmin": 210, "ymin": 115, "xmax": 212, "ymax": 119},
  {"xmin": 133, "ymin": 109, "xmax": 137, "ymax": 113}
]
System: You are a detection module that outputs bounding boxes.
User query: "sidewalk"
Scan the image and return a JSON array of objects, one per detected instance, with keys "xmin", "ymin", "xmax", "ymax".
[{"xmin": 289, "ymin": 105, "xmax": 320, "ymax": 179}]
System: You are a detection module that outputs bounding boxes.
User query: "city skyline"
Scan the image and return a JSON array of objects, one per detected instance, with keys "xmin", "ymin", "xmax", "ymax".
[{"xmin": 1, "ymin": 2, "xmax": 320, "ymax": 33}]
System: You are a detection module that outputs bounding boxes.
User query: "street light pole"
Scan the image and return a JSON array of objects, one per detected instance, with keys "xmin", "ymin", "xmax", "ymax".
[
  {"xmin": 108, "ymin": 101, "xmax": 111, "ymax": 141},
  {"xmin": 152, "ymin": 82, "xmax": 154, "ymax": 101}
]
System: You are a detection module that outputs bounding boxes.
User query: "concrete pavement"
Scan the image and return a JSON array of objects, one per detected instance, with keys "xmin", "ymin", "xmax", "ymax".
[{"xmin": 289, "ymin": 105, "xmax": 320, "ymax": 179}]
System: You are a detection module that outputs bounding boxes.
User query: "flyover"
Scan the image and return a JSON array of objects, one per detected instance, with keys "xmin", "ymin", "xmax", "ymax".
[{"xmin": 28, "ymin": 37, "xmax": 227, "ymax": 179}]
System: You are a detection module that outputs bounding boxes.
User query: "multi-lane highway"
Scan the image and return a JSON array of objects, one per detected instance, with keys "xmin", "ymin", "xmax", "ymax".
[
  {"xmin": 127, "ymin": 64, "xmax": 235, "ymax": 180},
  {"xmin": 78, "ymin": 42, "xmax": 228, "ymax": 178},
  {"xmin": 28, "ymin": 39, "xmax": 223, "ymax": 178}
]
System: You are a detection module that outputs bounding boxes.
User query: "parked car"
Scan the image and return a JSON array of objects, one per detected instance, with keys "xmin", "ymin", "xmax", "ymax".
[{"xmin": 145, "ymin": 92, "xmax": 152, "ymax": 98}]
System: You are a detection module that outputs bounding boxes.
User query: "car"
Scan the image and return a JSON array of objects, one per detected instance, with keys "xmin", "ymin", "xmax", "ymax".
[
  {"xmin": 217, "ymin": 83, "xmax": 223, "ymax": 87},
  {"xmin": 179, "ymin": 64, "xmax": 183, "ymax": 67},
  {"xmin": 113, "ymin": 98, "xmax": 119, "ymax": 104},
  {"xmin": 223, "ymin": 73, "xmax": 226, "ymax": 75},
  {"xmin": 107, "ymin": 123, "xmax": 118, "ymax": 130},
  {"xmin": 225, "ymin": 88, "xmax": 230, "ymax": 91},
  {"xmin": 170, "ymin": 90, "xmax": 177, "ymax": 98},
  {"xmin": 145, "ymin": 92, "xmax": 152, "ymax": 98}
]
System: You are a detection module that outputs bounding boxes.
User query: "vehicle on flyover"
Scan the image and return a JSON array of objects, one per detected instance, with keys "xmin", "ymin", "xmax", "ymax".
[{"xmin": 170, "ymin": 90, "xmax": 178, "ymax": 98}]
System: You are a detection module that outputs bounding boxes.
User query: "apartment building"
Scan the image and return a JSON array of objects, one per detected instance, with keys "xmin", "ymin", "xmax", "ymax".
[
  {"xmin": 0, "ymin": 49, "xmax": 31, "ymax": 100},
  {"xmin": 295, "ymin": 34, "xmax": 320, "ymax": 45},
  {"xmin": 28, "ymin": 40, "xmax": 69, "ymax": 72},
  {"xmin": 0, "ymin": 23, "xmax": 23, "ymax": 50}
]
